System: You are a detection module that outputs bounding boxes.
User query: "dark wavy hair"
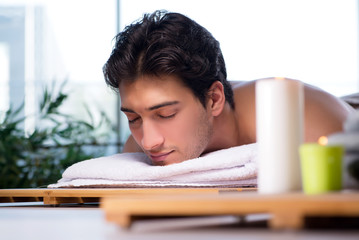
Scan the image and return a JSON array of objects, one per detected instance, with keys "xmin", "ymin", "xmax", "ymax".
[{"xmin": 103, "ymin": 10, "xmax": 234, "ymax": 109}]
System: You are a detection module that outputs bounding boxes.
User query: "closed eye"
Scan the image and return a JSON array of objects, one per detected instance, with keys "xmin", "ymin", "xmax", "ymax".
[
  {"xmin": 128, "ymin": 117, "xmax": 140, "ymax": 124},
  {"xmin": 158, "ymin": 113, "xmax": 176, "ymax": 119}
]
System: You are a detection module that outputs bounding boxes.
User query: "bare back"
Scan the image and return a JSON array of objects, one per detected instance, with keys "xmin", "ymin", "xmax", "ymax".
[{"xmin": 231, "ymin": 80, "xmax": 354, "ymax": 144}]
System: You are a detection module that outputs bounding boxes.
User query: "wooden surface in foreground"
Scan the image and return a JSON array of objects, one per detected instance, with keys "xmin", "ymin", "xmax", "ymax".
[
  {"xmin": 101, "ymin": 191, "xmax": 359, "ymax": 230},
  {"xmin": 3, "ymin": 188, "xmax": 358, "ymax": 230}
]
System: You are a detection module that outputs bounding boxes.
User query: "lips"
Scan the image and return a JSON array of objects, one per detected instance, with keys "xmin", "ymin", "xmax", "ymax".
[{"xmin": 149, "ymin": 150, "xmax": 174, "ymax": 164}]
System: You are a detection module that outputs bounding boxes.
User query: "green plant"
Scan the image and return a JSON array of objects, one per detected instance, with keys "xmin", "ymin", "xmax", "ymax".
[{"xmin": 0, "ymin": 82, "xmax": 116, "ymax": 188}]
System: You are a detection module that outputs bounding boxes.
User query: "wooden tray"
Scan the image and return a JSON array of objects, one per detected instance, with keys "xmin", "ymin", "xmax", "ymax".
[
  {"xmin": 101, "ymin": 191, "xmax": 359, "ymax": 230},
  {"xmin": 0, "ymin": 188, "xmax": 254, "ymax": 205}
]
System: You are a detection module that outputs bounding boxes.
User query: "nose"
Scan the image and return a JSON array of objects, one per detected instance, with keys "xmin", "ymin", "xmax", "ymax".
[{"xmin": 140, "ymin": 120, "xmax": 164, "ymax": 151}]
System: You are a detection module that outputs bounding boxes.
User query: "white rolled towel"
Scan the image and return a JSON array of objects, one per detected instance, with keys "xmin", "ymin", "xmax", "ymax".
[{"xmin": 48, "ymin": 143, "xmax": 258, "ymax": 188}]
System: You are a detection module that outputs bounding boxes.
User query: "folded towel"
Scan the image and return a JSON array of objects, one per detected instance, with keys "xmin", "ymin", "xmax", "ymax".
[
  {"xmin": 50, "ymin": 179, "xmax": 257, "ymax": 188},
  {"xmin": 48, "ymin": 143, "xmax": 258, "ymax": 188}
]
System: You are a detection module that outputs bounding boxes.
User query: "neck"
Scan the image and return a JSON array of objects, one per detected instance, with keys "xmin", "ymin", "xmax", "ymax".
[{"xmin": 204, "ymin": 103, "xmax": 240, "ymax": 154}]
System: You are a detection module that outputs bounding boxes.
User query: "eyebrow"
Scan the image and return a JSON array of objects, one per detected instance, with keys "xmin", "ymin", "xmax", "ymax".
[{"xmin": 121, "ymin": 101, "xmax": 179, "ymax": 113}]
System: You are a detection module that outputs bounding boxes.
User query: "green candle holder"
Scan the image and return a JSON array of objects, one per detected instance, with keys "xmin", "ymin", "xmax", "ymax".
[{"xmin": 299, "ymin": 143, "xmax": 344, "ymax": 194}]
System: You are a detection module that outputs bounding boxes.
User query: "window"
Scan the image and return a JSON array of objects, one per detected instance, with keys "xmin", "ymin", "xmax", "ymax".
[
  {"xmin": 0, "ymin": 43, "xmax": 9, "ymax": 112},
  {"xmin": 0, "ymin": 0, "xmax": 118, "ymax": 151}
]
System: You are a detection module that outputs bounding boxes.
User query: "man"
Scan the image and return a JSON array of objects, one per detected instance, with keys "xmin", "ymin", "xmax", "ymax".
[{"xmin": 103, "ymin": 10, "xmax": 354, "ymax": 166}]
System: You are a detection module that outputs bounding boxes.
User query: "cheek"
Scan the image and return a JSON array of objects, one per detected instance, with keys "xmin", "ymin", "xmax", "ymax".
[
  {"xmin": 128, "ymin": 126, "xmax": 143, "ymax": 145},
  {"xmin": 164, "ymin": 110, "xmax": 205, "ymax": 140}
]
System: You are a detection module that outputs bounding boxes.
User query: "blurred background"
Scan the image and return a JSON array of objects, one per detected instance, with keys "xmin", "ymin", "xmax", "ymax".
[{"xmin": 0, "ymin": 0, "xmax": 358, "ymax": 188}]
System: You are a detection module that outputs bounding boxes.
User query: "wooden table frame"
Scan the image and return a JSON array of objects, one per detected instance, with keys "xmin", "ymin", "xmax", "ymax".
[{"xmin": 101, "ymin": 191, "xmax": 359, "ymax": 230}]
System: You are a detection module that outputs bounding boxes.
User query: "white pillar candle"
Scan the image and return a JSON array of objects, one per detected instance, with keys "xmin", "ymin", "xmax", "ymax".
[{"xmin": 256, "ymin": 77, "xmax": 304, "ymax": 193}]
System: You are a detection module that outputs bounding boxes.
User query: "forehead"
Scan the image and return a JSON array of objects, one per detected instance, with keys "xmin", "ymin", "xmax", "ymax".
[{"xmin": 119, "ymin": 75, "xmax": 197, "ymax": 109}]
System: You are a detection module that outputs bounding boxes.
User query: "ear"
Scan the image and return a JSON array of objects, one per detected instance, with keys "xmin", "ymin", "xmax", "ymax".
[{"xmin": 207, "ymin": 81, "xmax": 226, "ymax": 117}]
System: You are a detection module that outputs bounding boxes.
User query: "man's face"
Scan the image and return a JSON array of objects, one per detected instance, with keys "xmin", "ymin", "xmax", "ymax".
[{"xmin": 119, "ymin": 75, "xmax": 213, "ymax": 166}]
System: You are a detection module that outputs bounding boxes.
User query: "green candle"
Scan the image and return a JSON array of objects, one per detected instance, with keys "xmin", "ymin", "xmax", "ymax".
[{"xmin": 299, "ymin": 140, "xmax": 344, "ymax": 194}]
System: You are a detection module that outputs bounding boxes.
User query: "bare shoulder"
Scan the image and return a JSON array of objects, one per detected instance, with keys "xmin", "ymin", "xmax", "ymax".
[
  {"xmin": 123, "ymin": 135, "xmax": 143, "ymax": 153},
  {"xmin": 230, "ymin": 79, "xmax": 354, "ymax": 143},
  {"xmin": 303, "ymin": 84, "xmax": 354, "ymax": 141}
]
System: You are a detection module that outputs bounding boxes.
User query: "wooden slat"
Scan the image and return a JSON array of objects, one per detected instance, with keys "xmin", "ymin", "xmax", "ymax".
[
  {"xmin": 0, "ymin": 189, "xmax": 47, "ymax": 198},
  {"xmin": 0, "ymin": 188, "xmax": 255, "ymax": 204},
  {"xmin": 100, "ymin": 191, "xmax": 359, "ymax": 230}
]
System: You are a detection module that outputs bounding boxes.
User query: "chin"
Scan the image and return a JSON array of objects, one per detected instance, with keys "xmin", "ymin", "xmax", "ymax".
[
  {"xmin": 151, "ymin": 156, "xmax": 186, "ymax": 166},
  {"xmin": 152, "ymin": 160, "xmax": 166, "ymax": 166}
]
